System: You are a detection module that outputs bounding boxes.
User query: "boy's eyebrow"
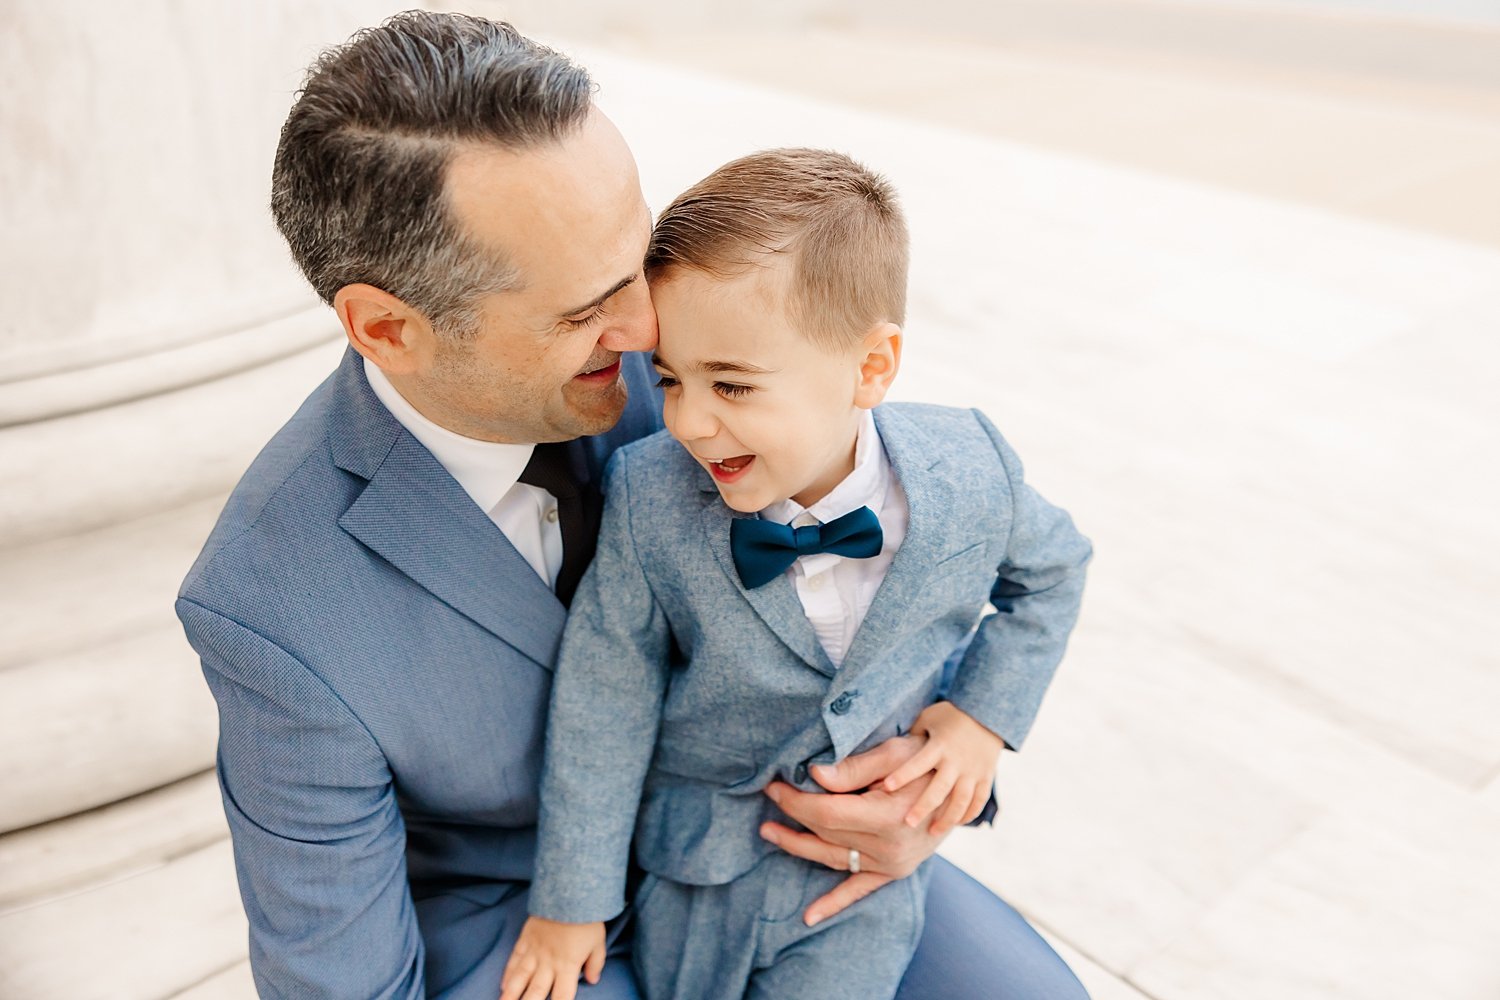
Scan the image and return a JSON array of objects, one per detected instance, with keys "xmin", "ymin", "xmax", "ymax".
[
  {"xmin": 699, "ymin": 360, "xmax": 776, "ymax": 376},
  {"xmin": 651, "ymin": 354, "xmax": 776, "ymax": 376},
  {"xmin": 561, "ymin": 274, "xmax": 637, "ymax": 318}
]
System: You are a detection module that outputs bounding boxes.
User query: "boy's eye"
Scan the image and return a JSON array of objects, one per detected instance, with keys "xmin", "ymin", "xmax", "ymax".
[
  {"xmin": 654, "ymin": 374, "xmax": 679, "ymax": 389},
  {"xmin": 714, "ymin": 382, "xmax": 754, "ymax": 398}
]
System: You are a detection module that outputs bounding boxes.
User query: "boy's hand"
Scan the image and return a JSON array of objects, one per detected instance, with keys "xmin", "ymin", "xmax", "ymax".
[
  {"xmin": 881, "ymin": 701, "xmax": 1005, "ymax": 835},
  {"xmin": 499, "ymin": 916, "xmax": 606, "ymax": 1000}
]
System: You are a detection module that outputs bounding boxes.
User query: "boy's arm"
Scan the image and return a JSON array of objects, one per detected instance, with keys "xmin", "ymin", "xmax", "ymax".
[
  {"xmin": 944, "ymin": 410, "xmax": 1092, "ymax": 751},
  {"xmin": 528, "ymin": 452, "xmax": 672, "ymax": 924}
]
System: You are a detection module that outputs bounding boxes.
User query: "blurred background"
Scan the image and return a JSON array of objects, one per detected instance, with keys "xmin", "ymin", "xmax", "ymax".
[{"xmin": 2, "ymin": 1, "xmax": 1497, "ymax": 997}]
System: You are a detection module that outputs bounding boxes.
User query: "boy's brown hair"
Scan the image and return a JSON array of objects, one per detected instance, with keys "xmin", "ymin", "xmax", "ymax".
[{"xmin": 645, "ymin": 148, "xmax": 909, "ymax": 349}]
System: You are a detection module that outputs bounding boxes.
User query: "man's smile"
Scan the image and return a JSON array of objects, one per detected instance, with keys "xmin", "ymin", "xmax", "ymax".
[{"xmin": 573, "ymin": 357, "xmax": 621, "ymax": 383}]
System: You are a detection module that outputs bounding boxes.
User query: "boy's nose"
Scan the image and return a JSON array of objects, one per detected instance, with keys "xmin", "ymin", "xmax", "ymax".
[{"xmin": 668, "ymin": 393, "xmax": 719, "ymax": 442}]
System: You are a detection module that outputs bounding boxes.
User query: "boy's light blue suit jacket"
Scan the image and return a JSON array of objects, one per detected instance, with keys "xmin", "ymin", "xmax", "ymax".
[
  {"xmin": 530, "ymin": 404, "xmax": 1092, "ymax": 924},
  {"xmin": 175, "ymin": 347, "xmax": 662, "ymax": 1000}
]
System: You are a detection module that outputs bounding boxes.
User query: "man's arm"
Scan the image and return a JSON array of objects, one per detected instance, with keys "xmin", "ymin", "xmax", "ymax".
[{"xmin": 178, "ymin": 598, "xmax": 425, "ymax": 1000}]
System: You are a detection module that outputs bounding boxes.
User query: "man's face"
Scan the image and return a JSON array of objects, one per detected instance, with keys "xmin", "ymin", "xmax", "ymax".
[
  {"xmin": 651, "ymin": 262, "xmax": 868, "ymax": 514},
  {"xmin": 406, "ymin": 109, "xmax": 658, "ymax": 444}
]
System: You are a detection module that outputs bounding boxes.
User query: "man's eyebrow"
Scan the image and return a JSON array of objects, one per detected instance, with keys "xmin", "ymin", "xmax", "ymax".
[{"xmin": 561, "ymin": 274, "xmax": 637, "ymax": 318}]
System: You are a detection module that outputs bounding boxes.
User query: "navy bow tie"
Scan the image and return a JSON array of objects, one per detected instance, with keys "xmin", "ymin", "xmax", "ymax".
[{"xmin": 729, "ymin": 506, "xmax": 884, "ymax": 590}]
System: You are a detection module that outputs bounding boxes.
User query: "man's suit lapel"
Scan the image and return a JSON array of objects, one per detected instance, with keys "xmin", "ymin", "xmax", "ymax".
[
  {"xmin": 838, "ymin": 407, "xmax": 963, "ymax": 677},
  {"xmin": 326, "ymin": 349, "xmax": 566, "ymax": 670},
  {"xmin": 699, "ymin": 482, "xmax": 838, "ymax": 679}
]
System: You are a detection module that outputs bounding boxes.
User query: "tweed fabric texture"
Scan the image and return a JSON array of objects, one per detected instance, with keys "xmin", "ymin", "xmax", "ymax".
[{"xmin": 531, "ymin": 404, "xmax": 1093, "ymax": 925}]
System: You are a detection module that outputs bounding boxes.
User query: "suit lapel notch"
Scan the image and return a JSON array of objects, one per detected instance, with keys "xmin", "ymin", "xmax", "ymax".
[{"xmin": 339, "ymin": 434, "xmax": 567, "ymax": 670}]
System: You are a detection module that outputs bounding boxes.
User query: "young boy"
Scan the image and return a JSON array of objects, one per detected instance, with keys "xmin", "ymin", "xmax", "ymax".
[{"xmin": 501, "ymin": 149, "xmax": 1091, "ymax": 1000}]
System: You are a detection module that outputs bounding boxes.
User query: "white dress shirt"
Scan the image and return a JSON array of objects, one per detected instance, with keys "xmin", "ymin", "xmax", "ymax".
[
  {"xmin": 758, "ymin": 410, "xmax": 909, "ymax": 667},
  {"xmin": 364, "ymin": 359, "xmax": 563, "ymax": 589}
]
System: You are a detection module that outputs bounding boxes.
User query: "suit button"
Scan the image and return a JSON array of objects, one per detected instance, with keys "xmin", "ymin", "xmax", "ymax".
[
  {"xmin": 829, "ymin": 692, "xmax": 855, "ymax": 715},
  {"xmin": 794, "ymin": 763, "xmax": 809, "ymax": 783}
]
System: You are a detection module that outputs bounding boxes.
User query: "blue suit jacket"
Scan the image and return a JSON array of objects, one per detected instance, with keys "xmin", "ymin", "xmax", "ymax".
[
  {"xmin": 529, "ymin": 404, "xmax": 1092, "ymax": 924},
  {"xmin": 176, "ymin": 347, "xmax": 662, "ymax": 999}
]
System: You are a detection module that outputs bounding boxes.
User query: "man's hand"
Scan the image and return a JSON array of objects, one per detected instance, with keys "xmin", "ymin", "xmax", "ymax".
[
  {"xmin": 759, "ymin": 734, "xmax": 947, "ymax": 926},
  {"xmin": 499, "ymin": 916, "xmax": 606, "ymax": 1000},
  {"xmin": 882, "ymin": 701, "xmax": 1005, "ymax": 834}
]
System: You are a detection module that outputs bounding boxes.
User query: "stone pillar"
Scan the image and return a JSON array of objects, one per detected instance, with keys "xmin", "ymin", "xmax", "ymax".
[{"xmin": 0, "ymin": 3, "xmax": 391, "ymax": 995}]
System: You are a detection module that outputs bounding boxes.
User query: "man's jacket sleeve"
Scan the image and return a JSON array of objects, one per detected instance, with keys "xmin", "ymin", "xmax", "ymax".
[{"xmin": 177, "ymin": 597, "xmax": 425, "ymax": 1000}]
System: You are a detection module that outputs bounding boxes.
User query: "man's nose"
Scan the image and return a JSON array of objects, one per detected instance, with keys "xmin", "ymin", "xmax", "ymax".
[{"xmin": 599, "ymin": 281, "xmax": 658, "ymax": 353}]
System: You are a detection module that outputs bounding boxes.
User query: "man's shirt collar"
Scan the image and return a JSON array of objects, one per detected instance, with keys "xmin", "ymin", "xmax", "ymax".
[{"xmin": 363, "ymin": 358, "xmax": 534, "ymax": 512}]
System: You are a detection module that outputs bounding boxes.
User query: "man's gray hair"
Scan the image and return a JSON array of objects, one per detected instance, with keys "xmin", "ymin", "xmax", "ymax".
[{"xmin": 271, "ymin": 10, "xmax": 594, "ymax": 338}]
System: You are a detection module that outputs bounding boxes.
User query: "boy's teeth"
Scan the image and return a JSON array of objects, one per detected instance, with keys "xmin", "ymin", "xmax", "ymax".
[{"xmin": 716, "ymin": 456, "xmax": 751, "ymax": 471}]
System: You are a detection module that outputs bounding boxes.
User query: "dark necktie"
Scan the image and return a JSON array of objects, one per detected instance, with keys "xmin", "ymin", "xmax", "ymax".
[
  {"xmin": 729, "ymin": 506, "xmax": 884, "ymax": 590},
  {"xmin": 518, "ymin": 442, "xmax": 599, "ymax": 607}
]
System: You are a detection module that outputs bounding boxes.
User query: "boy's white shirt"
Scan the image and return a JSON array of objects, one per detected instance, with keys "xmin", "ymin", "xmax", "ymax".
[
  {"xmin": 759, "ymin": 409, "xmax": 909, "ymax": 667},
  {"xmin": 364, "ymin": 358, "xmax": 562, "ymax": 588}
]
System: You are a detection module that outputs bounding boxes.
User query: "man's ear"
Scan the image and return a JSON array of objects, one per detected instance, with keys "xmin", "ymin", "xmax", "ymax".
[
  {"xmin": 853, "ymin": 322, "xmax": 902, "ymax": 409},
  {"xmin": 333, "ymin": 283, "xmax": 436, "ymax": 376}
]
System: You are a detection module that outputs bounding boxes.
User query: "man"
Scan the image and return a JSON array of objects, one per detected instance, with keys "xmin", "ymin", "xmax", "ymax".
[{"xmin": 178, "ymin": 11, "xmax": 1089, "ymax": 999}]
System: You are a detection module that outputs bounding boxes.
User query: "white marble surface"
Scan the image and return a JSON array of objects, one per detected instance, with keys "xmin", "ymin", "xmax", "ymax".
[
  {"xmin": 0, "ymin": 2, "xmax": 387, "ymax": 376},
  {"xmin": 0, "ymin": 840, "xmax": 245, "ymax": 1000},
  {"xmin": 1039, "ymin": 930, "xmax": 1153, "ymax": 1000},
  {"xmin": 169, "ymin": 962, "xmax": 255, "ymax": 1000},
  {"xmin": 0, "ymin": 772, "xmax": 223, "ymax": 910},
  {"xmin": 1131, "ymin": 798, "xmax": 1500, "ymax": 1000},
  {"xmin": 0, "ymin": 337, "xmax": 344, "ymax": 546},
  {"xmin": 0, "ymin": 307, "xmax": 339, "ymax": 425},
  {"xmin": 0, "ymin": 497, "xmax": 225, "ymax": 671},
  {"xmin": 1, "ymin": 13, "xmax": 1496, "ymax": 1000},
  {"xmin": 0, "ymin": 627, "xmax": 217, "ymax": 831}
]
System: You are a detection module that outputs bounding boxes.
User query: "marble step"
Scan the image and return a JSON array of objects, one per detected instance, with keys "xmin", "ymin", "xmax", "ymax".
[
  {"xmin": 0, "ymin": 771, "xmax": 225, "ymax": 912},
  {"xmin": 0, "ymin": 307, "xmax": 337, "ymax": 427},
  {"xmin": 0, "ymin": 839, "xmax": 245, "ymax": 1000},
  {"xmin": 0, "ymin": 496, "xmax": 225, "ymax": 672},
  {"xmin": 0, "ymin": 625, "xmax": 217, "ymax": 833},
  {"xmin": 0, "ymin": 336, "xmax": 344, "ymax": 548},
  {"xmin": 169, "ymin": 962, "xmax": 254, "ymax": 1000}
]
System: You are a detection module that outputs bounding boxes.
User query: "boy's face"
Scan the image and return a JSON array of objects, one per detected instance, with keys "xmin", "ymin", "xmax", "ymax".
[{"xmin": 650, "ymin": 261, "xmax": 897, "ymax": 514}]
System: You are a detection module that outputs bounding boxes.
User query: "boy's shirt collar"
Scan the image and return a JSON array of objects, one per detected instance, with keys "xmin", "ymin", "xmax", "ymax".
[{"xmin": 760, "ymin": 409, "xmax": 888, "ymax": 528}]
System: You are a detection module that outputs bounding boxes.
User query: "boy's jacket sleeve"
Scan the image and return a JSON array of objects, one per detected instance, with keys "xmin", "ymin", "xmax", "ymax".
[{"xmin": 946, "ymin": 410, "xmax": 1093, "ymax": 750}]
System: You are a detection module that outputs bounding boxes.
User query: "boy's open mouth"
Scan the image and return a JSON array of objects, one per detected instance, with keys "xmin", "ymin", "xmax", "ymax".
[{"xmin": 708, "ymin": 455, "xmax": 754, "ymax": 482}]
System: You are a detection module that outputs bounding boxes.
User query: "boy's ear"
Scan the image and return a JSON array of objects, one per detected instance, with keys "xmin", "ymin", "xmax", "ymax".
[
  {"xmin": 853, "ymin": 322, "xmax": 902, "ymax": 409},
  {"xmin": 333, "ymin": 283, "xmax": 437, "ymax": 376}
]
